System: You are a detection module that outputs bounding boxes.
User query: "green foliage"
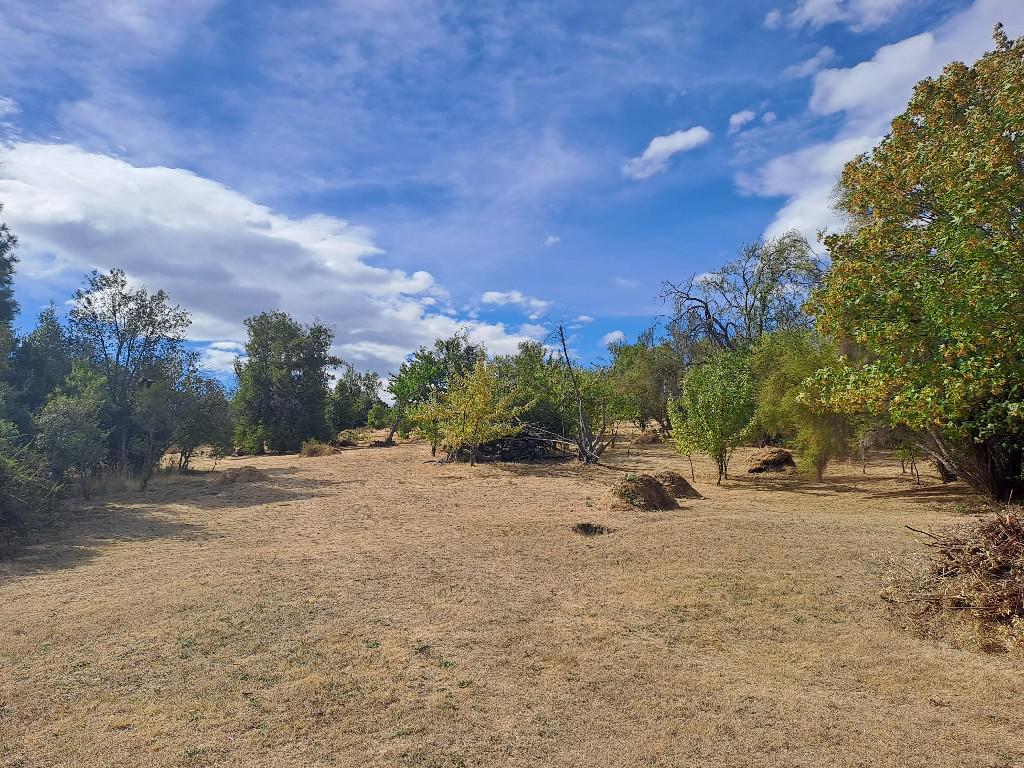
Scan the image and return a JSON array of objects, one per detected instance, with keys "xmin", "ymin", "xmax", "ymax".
[
  {"xmin": 607, "ymin": 328, "xmax": 683, "ymax": 430},
  {"xmin": 366, "ymin": 401, "xmax": 393, "ymax": 430},
  {"xmin": 327, "ymin": 364, "xmax": 383, "ymax": 431},
  {"xmin": 386, "ymin": 333, "xmax": 483, "ymax": 443},
  {"xmin": 0, "ymin": 204, "xmax": 19, "ymax": 374},
  {"xmin": 669, "ymin": 351, "xmax": 755, "ymax": 484},
  {"xmin": 491, "ymin": 341, "xmax": 570, "ymax": 436},
  {"xmin": 411, "ymin": 357, "xmax": 532, "ymax": 464},
  {"xmin": 173, "ymin": 375, "xmax": 233, "ymax": 470},
  {"xmin": 749, "ymin": 330, "xmax": 853, "ymax": 478},
  {"xmin": 34, "ymin": 377, "xmax": 109, "ymax": 497},
  {"xmin": 232, "ymin": 311, "xmax": 338, "ymax": 453},
  {"xmin": 8, "ymin": 303, "xmax": 74, "ymax": 432},
  {"xmin": 663, "ymin": 232, "xmax": 824, "ymax": 353},
  {"xmin": 0, "ymin": 420, "xmax": 56, "ymax": 539},
  {"xmin": 811, "ymin": 27, "xmax": 1024, "ymax": 499}
]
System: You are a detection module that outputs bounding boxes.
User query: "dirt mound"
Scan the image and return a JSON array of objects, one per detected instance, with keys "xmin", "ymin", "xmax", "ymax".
[
  {"xmin": 213, "ymin": 466, "xmax": 271, "ymax": 485},
  {"xmin": 572, "ymin": 522, "xmax": 614, "ymax": 536},
  {"xmin": 748, "ymin": 447, "xmax": 797, "ymax": 474},
  {"xmin": 612, "ymin": 473, "xmax": 678, "ymax": 511},
  {"xmin": 653, "ymin": 471, "xmax": 704, "ymax": 499}
]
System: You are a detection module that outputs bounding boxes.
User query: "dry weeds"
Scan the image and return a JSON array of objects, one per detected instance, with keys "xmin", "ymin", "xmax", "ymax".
[
  {"xmin": 653, "ymin": 470, "xmax": 704, "ymax": 500},
  {"xmin": 1, "ymin": 445, "xmax": 1022, "ymax": 767}
]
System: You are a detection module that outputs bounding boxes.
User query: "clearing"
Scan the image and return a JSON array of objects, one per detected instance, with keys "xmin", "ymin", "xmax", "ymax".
[{"xmin": 1, "ymin": 442, "xmax": 1022, "ymax": 767}]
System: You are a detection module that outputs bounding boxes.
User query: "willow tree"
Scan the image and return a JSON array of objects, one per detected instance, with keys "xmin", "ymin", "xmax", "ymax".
[{"xmin": 811, "ymin": 26, "xmax": 1024, "ymax": 500}]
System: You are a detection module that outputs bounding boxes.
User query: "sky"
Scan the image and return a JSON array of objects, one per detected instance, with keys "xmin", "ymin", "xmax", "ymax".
[{"xmin": 0, "ymin": 0, "xmax": 1021, "ymax": 378}]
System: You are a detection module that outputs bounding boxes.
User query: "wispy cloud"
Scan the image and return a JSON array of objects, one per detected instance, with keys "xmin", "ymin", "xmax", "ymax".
[
  {"xmin": 728, "ymin": 110, "xmax": 756, "ymax": 135},
  {"xmin": 782, "ymin": 46, "xmax": 836, "ymax": 79},
  {"xmin": 480, "ymin": 290, "xmax": 552, "ymax": 320}
]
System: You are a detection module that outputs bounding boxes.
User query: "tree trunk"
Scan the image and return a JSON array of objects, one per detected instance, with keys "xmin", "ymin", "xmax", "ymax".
[{"xmin": 925, "ymin": 430, "xmax": 1024, "ymax": 501}]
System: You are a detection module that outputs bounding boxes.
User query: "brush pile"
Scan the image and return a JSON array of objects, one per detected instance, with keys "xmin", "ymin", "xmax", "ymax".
[
  {"xmin": 653, "ymin": 471, "xmax": 704, "ymax": 500},
  {"xmin": 886, "ymin": 508, "xmax": 1024, "ymax": 654},
  {"xmin": 213, "ymin": 466, "xmax": 271, "ymax": 485},
  {"xmin": 612, "ymin": 473, "xmax": 678, "ymax": 511},
  {"xmin": 747, "ymin": 447, "xmax": 796, "ymax": 474}
]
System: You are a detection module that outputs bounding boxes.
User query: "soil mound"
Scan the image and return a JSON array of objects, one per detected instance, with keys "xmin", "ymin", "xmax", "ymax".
[
  {"xmin": 653, "ymin": 471, "xmax": 704, "ymax": 499},
  {"xmin": 213, "ymin": 466, "xmax": 271, "ymax": 485},
  {"xmin": 612, "ymin": 473, "xmax": 678, "ymax": 511},
  {"xmin": 748, "ymin": 447, "xmax": 797, "ymax": 474}
]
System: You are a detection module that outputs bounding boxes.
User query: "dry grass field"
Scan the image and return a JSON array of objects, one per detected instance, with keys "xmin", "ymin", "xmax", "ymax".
[{"xmin": 1, "ymin": 441, "xmax": 1022, "ymax": 768}]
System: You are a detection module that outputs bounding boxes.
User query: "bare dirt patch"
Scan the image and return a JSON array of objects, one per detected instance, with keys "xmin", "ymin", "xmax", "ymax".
[{"xmin": 1, "ymin": 447, "xmax": 1022, "ymax": 767}]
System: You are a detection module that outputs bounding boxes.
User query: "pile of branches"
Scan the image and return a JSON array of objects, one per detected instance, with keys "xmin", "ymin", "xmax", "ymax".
[
  {"xmin": 888, "ymin": 507, "xmax": 1024, "ymax": 653},
  {"xmin": 448, "ymin": 427, "xmax": 575, "ymax": 464}
]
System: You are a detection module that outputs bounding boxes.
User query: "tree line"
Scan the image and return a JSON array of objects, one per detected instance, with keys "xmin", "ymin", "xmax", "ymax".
[{"xmin": 0, "ymin": 26, "xmax": 1020, "ymax": 544}]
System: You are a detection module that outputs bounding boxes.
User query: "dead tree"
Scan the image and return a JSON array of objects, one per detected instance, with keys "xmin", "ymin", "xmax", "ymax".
[{"xmin": 557, "ymin": 324, "xmax": 613, "ymax": 464}]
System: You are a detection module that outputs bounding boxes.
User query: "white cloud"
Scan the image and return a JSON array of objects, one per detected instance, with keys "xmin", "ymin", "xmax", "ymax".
[
  {"xmin": 761, "ymin": 111, "xmax": 778, "ymax": 125},
  {"xmin": 200, "ymin": 341, "xmax": 245, "ymax": 373},
  {"xmin": 613, "ymin": 276, "xmax": 640, "ymax": 289},
  {"xmin": 622, "ymin": 126, "xmax": 712, "ymax": 180},
  {"xmin": 789, "ymin": 0, "xmax": 916, "ymax": 32},
  {"xmin": 782, "ymin": 46, "xmax": 836, "ymax": 79},
  {"xmin": 0, "ymin": 141, "xmax": 535, "ymax": 374},
  {"xmin": 518, "ymin": 322, "xmax": 548, "ymax": 338},
  {"xmin": 543, "ymin": 234, "xmax": 561, "ymax": 246},
  {"xmin": 743, "ymin": 0, "xmax": 1024, "ymax": 241},
  {"xmin": 600, "ymin": 330, "xmax": 626, "ymax": 347},
  {"xmin": 727, "ymin": 110, "xmax": 756, "ymax": 135},
  {"xmin": 574, "ymin": 314, "xmax": 594, "ymax": 324},
  {"xmin": 0, "ymin": 97, "xmax": 18, "ymax": 119},
  {"xmin": 763, "ymin": 9, "xmax": 783, "ymax": 29},
  {"xmin": 480, "ymin": 289, "xmax": 552, "ymax": 320}
]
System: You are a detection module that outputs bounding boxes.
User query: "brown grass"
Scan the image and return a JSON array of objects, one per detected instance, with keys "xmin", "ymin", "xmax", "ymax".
[{"xmin": 1, "ymin": 446, "xmax": 1022, "ymax": 767}]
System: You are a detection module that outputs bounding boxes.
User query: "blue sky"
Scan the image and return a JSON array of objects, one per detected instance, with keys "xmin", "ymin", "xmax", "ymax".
[{"xmin": 0, "ymin": 0, "xmax": 1020, "ymax": 376}]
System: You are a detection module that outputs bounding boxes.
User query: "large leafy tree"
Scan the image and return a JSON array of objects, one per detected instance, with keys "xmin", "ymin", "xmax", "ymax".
[
  {"xmin": 69, "ymin": 269, "xmax": 191, "ymax": 468},
  {"xmin": 327, "ymin": 364, "xmax": 383, "ymax": 432},
  {"xmin": 7, "ymin": 303, "xmax": 75, "ymax": 431},
  {"xmin": 662, "ymin": 231, "xmax": 824, "ymax": 354},
  {"xmin": 669, "ymin": 351, "xmax": 755, "ymax": 484},
  {"xmin": 811, "ymin": 27, "xmax": 1024, "ymax": 499},
  {"xmin": 232, "ymin": 311, "xmax": 338, "ymax": 453},
  {"xmin": 607, "ymin": 328, "xmax": 683, "ymax": 431},
  {"xmin": 0, "ymin": 204, "xmax": 18, "ymax": 373}
]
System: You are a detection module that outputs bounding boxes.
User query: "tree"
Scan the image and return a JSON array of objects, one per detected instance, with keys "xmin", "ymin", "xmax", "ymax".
[
  {"xmin": 232, "ymin": 311, "xmax": 338, "ymax": 453},
  {"xmin": 411, "ymin": 357, "xmax": 531, "ymax": 465},
  {"xmin": 607, "ymin": 328, "xmax": 683, "ymax": 431},
  {"xmin": 0, "ymin": 421, "xmax": 56, "ymax": 536},
  {"xmin": 662, "ymin": 232, "xmax": 823, "ymax": 354},
  {"xmin": 492, "ymin": 340, "xmax": 571, "ymax": 437},
  {"xmin": 749, "ymin": 329, "xmax": 853, "ymax": 479},
  {"xmin": 7, "ymin": 303, "xmax": 74, "ymax": 432},
  {"xmin": 34, "ymin": 380, "xmax": 109, "ymax": 498},
  {"xmin": 327, "ymin": 364, "xmax": 383, "ymax": 432},
  {"xmin": 0, "ymin": 204, "xmax": 19, "ymax": 374},
  {"xmin": 173, "ymin": 376, "xmax": 233, "ymax": 470},
  {"xmin": 556, "ymin": 324, "xmax": 614, "ymax": 463},
  {"xmin": 669, "ymin": 351, "xmax": 755, "ymax": 484},
  {"xmin": 385, "ymin": 332, "xmax": 483, "ymax": 445},
  {"xmin": 810, "ymin": 27, "xmax": 1024, "ymax": 500},
  {"xmin": 69, "ymin": 269, "xmax": 191, "ymax": 468}
]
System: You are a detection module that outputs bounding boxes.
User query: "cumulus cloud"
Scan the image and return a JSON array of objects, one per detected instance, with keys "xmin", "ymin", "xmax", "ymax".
[
  {"xmin": 763, "ymin": 9, "xmax": 783, "ymax": 29},
  {"xmin": 0, "ymin": 142, "xmax": 536, "ymax": 374},
  {"xmin": 742, "ymin": 0, "xmax": 1024, "ymax": 241},
  {"xmin": 543, "ymin": 234, "xmax": 561, "ymax": 246},
  {"xmin": 480, "ymin": 290, "xmax": 552, "ymax": 320},
  {"xmin": 782, "ymin": 46, "xmax": 836, "ymax": 79},
  {"xmin": 600, "ymin": 330, "xmax": 626, "ymax": 347},
  {"xmin": 621, "ymin": 126, "xmax": 712, "ymax": 180},
  {"xmin": 727, "ymin": 110, "xmax": 756, "ymax": 135},
  {"xmin": 789, "ymin": 0, "xmax": 917, "ymax": 32},
  {"xmin": 574, "ymin": 314, "xmax": 594, "ymax": 324},
  {"xmin": 761, "ymin": 111, "xmax": 778, "ymax": 125},
  {"xmin": 200, "ymin": 341, "xmax": 245, "ymax": 373}
]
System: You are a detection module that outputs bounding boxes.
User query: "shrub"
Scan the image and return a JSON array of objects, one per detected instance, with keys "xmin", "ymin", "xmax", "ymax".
[{"xmin": 299, "ymin": 438, "xmax": 335, "ymax": 458}]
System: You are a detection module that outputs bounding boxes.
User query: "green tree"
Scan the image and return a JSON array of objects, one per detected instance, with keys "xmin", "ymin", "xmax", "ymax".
[
  {"xmin": 7, "ymin": 303, "xmax": 74, "ymax": 432},
  {"xmin": 811, "ymin": 26, "xmax": 1024, "ymax": 499},
  {"xmin": 749, "ymin": 330, "xmax": 853, "ymax": 479},
  {"xmin": 34, "ymin": 378, "xmax": 109, "ymax": 498},
  {"xmin": 232, "ymin": 311, "xmax": 338, "ymax": 453},
  {"xmin": 385, "ymin": 332, "xmax": 482, "ymax": 444},
  {"xmin": 0, "ymin": 421, "xmax": 56, "ymax": 537},
  {"xmin": 662, "ymin": 232, "xmax": 823, "ymax": 354},
  {"xmin": 173, "ymin": 376, "xmax": 233, "ymax": 470},
  {"xmin": 669, "ymin": 351, "xmax": 755, "ymax": 484},
  {"xmin": 0, "ymin": 204, "xmax": 19, "ymax": 375},
  {"xmin": 69, "ymin": 269, "xmax": 191, "ymax": 469},
  {"xmin": 327, "ymin": 364, "xmax": 383, "ymax": 432},
  {"xmin": 607, "ymin": 328, "xmax": 683, "ymax": 431},
  {"xmin": 412, "ymin": 357, "xmax": 531, "ymax": 465}
]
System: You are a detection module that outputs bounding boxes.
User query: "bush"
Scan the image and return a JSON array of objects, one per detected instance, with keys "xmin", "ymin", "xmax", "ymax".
[{"xmin": 299, "ymin": 438, "xmax": 335, "ymax": 458}]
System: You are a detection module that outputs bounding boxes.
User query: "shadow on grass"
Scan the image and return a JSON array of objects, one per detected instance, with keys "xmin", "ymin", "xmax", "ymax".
[{"xmin": 0, "ymin": 467, "xmax": 353, "ymax": 582}]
